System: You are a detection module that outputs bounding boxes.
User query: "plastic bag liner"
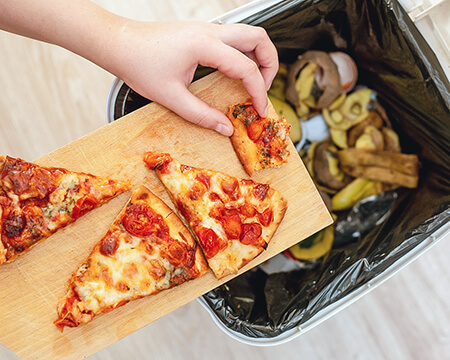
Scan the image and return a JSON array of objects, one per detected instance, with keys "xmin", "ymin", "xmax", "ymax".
[{"xmin": 198, "ymin": 0, "xmax": 450, "ymax": 338}]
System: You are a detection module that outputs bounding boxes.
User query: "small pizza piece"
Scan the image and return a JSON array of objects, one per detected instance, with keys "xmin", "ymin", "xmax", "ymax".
[
  {"xmin": 54, "ymin": 185, "xmax": 208, "ymax": 331},
  {"xmin": 227, "ymin": 102, "xmax": 291, "ymax": 176},
  {"xmin": 0, "ymin": 156, "xmax": 132, "ymax": 265},
  {"xmin": 143, "ymin": 152, "xmax": 288, "ymax": 279}
]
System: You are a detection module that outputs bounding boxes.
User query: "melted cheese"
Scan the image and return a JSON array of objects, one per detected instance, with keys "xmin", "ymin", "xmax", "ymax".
[
  {"xmin": 44, "ymin": 174, "xmax": 83, "ymax": 230},
  {"xmin": 72, "ymin": 222, "xmax": 192, "ymax": 314},
  {"xmin": 207, "ymin": 239, "xmax": 262, "ymax": 278}
]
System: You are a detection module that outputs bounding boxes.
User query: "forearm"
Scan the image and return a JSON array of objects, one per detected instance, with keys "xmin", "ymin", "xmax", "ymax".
[
  {"xmin": 0, "ymin": 0, "xmax": 124, "ymax": 72},
  {"xmin": 0, "ymin": 1, "xmax": 278, "ymax": 136}
]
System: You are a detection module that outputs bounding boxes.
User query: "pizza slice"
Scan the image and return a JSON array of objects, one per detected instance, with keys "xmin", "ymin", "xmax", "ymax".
[
  {"xmin": 227, "ymin": 102, "xmax": 291, "ymax": 177},
  {"xmin": 0, "ymin": 155, "xmax": 132, "ymax": 265},
  {"xmin": 143, "ymin": 152, "xmax": 288, "ymax": 279},
  {"xmin": 54, "ymin": 185, "xmax": 209, "ymax": 331}
]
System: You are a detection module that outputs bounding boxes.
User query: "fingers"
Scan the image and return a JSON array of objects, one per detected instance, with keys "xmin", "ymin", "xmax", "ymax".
[
  {"xmin": 200, "ymin": 23, "xmax": 278, "ymax": 117},
  {"xmin": 219, "ymin": 24, "xmax": 279, "ymax": 91},
  {"xmin": 155, "ymin": 84, "xmax": 234, "ymax": 137},
  {"xmin": 197, "ymin": 38, "xmax": 270, "ymax": 118}
]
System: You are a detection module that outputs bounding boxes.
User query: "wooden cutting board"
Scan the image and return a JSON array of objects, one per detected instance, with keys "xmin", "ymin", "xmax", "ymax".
[{"xmin": 0, "ymin": 71, "xmax": 332, "ymax": 360}]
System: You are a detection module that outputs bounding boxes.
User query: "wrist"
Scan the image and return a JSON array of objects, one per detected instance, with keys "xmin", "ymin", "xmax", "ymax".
[{"xmin": 56, "ymin": 3, "xmax": 130, "ymax": 75}]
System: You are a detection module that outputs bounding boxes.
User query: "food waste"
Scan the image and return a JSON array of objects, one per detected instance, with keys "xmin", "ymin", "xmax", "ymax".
[{"xmin": 268, "ymin": 50, "xmax": 421, "ymax": 266}]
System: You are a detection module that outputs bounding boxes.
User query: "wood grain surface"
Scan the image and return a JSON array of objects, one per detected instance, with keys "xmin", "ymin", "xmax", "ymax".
[
  {"xmin": 0, "ymin": 1, "xmax": 449, "ymax": 360},
  {"xmin": 0, "ymin": 71, "xmax": 332, "ymax": 360}
]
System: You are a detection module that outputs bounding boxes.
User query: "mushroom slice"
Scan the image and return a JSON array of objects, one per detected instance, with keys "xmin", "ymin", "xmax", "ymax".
[
  {"xmin": 286, "ymin": 51, "xmax": 342, "ymax": 110},
  {"xmin": 313, "ymin": 140, "xmax": 349, "ymax": 191}
]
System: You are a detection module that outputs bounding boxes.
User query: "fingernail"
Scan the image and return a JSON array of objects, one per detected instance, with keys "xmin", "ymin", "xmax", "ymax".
[
  {"xmin": 215, "ymin": 123, "xmax": 233, "ymax": 137},
  {"xmin": 263, "ymin": 104, "xmax": 268, "ymax": 117}
]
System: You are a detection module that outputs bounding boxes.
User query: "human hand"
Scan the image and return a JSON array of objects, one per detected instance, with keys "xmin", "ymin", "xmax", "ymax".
[{"xmin": 107, "ymin": 21, "xmax": 279, "ymax": 136}]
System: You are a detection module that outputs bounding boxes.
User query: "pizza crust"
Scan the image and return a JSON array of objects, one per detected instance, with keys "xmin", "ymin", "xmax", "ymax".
[
  {"xmin": 208, "ymin": 240, "xmax": 264, "ymax": 279},
  {"xmin": 0, "ymin": 156, "xmax": 5, "ymax": 171},
  {"xmin": 264, "ymin": 189, "xmax": 288, "ymax": 242},
  {"xmin": 229, "ymin": 118, "xmax": 260, "ymax": 177},
  {"xmin": 0, "ymin": 205, "xmax": 6, "ymax": 264}
]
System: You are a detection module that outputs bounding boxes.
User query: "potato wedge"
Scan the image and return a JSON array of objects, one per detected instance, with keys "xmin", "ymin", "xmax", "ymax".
[{"xmin": 337, "ymin": 149, "xmax": 421, "ymax": 188}]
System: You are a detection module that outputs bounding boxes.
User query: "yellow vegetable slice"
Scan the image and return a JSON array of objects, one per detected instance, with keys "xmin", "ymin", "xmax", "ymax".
[
  {"xmin": 288, "ymin": 225, "xmax": 334, "ymax": 261},
  {"xmin": 331, "ymin": 178, "xmax": 383, "ymax": 211},
  {"xmin": 269, "ymin": 95, "xmax": 302, "ymax": 143}
]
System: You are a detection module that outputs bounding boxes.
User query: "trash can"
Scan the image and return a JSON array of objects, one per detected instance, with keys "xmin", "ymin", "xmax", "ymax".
[{"xmin": 107, "ymin": 0, "xmax": 450, "ymax": 346}]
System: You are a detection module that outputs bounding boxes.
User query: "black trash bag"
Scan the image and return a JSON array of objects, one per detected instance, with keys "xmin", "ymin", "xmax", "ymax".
[{"xmin": 201, "ymin": 0, "xmax": 450, "ymax": 338}]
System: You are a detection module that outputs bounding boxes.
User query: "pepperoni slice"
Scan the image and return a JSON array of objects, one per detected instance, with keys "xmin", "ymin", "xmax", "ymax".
[
  {"xmin": 257, "ymin": 208, "xmax": 273, "ymax": 227},
  {"xmin": 221, "ymin": 178, "xmax": 240, "ymax": 201},
  {"xmin": 247, "ymin": 120, "xmax": 265, "ymax": 142},
  {"xmin": 196, "ymin": 173, "xmax": 211, "ymax": 190},
  {"xmin": 221, "ymin": 212, "xmax": 242, "ymax": 240},
  {"xmin": 189, "ymin": 184, "xmax": 206, "ymax": 201},
  {"xmin": 239, "ymin": 223, "xmax": 262, "ymax": 245},
  {"xmin": 209, "ymin": 202, "xmax": 225, "ymax": 219},
  {"xmin": 196, "ymin": 227, "xmax": 221, "ymax": 259},
  {"xmin": 162, "ymin": 240, "xmax": 188, "ymax": 267},
  {"xmin": 3, "ymin": 210, "xmax": 26, "ymax": 238},
  {"xmin": 71, "ymin": 194, "xmax": 98, "ymax": 220},
  {"xmin": 122, "ymin": 203, "xmax": 156, "ymax": 237},
  {"xmin": 253, "ymin": 184, "xmax": 270, "ymax": 200},
  {"xmin": 209, "ymin": 192, "xmax": 222, "ymax": 203},
  {"xmin": 99, "ymin": 232, "xmax": 120, "ymax": 256},
  {"xmin": 143, "ymin": 152, "xmax": 172, "ymax": 174},
  {"xmin": 239, "ymin": 202, "xmax": 256, "ymax": 218}
]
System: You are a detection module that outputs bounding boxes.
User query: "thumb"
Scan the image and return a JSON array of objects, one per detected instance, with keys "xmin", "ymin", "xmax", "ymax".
[{"xmin": 156, "ymin": 85, "xmax": 234, "ymax": 137}]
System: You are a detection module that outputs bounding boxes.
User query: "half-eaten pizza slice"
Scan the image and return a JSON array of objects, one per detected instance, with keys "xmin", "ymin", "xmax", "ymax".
[{"xmin": 227, "ymin": 103, "xmax": 291, "ymax": 177}]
